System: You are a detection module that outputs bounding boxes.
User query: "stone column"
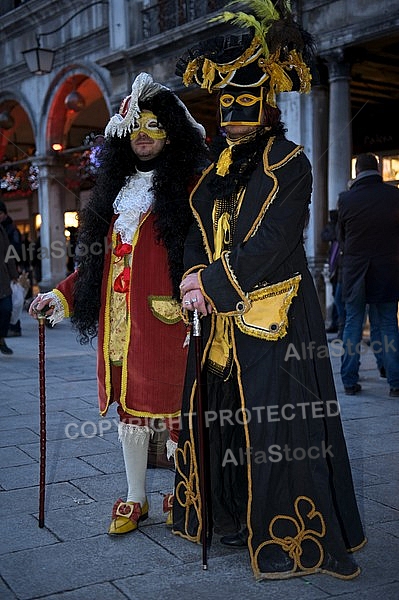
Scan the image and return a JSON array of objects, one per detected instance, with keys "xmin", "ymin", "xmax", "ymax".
[
  {"xmin": 108, "ymin": 0, "xmax": 130, "ymax": 49},
  {"xmin": 327, "ymin": 54, "xmax": 352, "ymax": 210},
  {"xmin": 311, "ymin": 84, "xmax": 329, "ymax": 321},
  {"xmin": 280, "ymin": 89, "xmax": 330, "ymax": 319},
  {"xmin": 34, "ymin": 157, "xmax": 68, "ymax": 291},
  {"xmin": 325, "ymin": 56, "xmax": 352, "ymax": 328}
]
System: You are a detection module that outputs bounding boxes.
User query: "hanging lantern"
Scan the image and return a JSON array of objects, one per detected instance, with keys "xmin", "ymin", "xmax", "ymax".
[
  {"xmin": 0, "ymin": 111, "xmax": 15, "ymax": 129},
  {"xmin": 65, "ymin": 90, "xmax": 85, "ymax": 112},
  {"xmin": 22, "ymin": 44, "xmax": 55, "ymax": 75}
]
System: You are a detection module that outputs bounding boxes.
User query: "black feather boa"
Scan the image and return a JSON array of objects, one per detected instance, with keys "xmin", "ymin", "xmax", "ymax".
[{"xmin": 208, "ymin": 127, "xmax": 285, "ymax": 200}]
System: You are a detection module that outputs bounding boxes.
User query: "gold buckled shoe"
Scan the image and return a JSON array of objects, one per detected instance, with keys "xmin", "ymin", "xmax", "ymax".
[{"xmin": 108, "ymin": 497, "xmax": 149, "ymax": 535}]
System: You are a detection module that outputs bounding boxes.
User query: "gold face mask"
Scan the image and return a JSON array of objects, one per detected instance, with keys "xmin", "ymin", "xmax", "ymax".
[{"xmin": 129, "ymin": 111, "xmax": 167, "ymax": 140}]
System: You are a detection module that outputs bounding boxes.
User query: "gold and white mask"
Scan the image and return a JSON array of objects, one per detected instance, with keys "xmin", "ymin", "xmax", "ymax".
[{"xmin": 129, "ymin": 111, "xmax": 167, "ymax": 140}]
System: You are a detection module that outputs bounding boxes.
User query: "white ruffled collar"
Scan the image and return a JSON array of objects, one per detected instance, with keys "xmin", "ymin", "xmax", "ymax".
[{"xmin": 113, "ymin": 170, "xmax": 154, "ymax": 243}]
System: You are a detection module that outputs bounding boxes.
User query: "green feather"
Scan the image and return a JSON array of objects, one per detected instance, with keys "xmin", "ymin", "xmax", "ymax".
[
  {"xmin": 209, "ymin": 11, "xmax": 237, "ymax": 25},
  {"xmin": 222, "ymin": 0, "xmax": 281, "ymax": 22},
  {"xmin": 208, "ymin": 0, "xmax": 296, "ymax": 59},
  {"xmin": 214, "ymin": 11, "xmax": 262, "ymax": 30}
]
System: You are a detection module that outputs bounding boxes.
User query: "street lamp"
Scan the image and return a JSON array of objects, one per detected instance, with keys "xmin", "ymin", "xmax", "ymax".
[
  {"xmin": 22, "ymin": 36, "xmax": 55, "ymax": 75},
  {"xmin": 22, "ymin": 1, "xmax": 107, "ymax": 75}
]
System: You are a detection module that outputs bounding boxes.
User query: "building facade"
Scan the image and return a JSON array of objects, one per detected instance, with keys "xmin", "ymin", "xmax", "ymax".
[{"xmin": 0, "ymin": 0, "xmax": 398, "ymax": 319}]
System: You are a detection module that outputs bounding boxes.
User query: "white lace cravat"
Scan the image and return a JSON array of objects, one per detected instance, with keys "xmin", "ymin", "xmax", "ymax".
[{"xmin": 113, "ymin": 170, "xmax": 154, "ymax": 243}]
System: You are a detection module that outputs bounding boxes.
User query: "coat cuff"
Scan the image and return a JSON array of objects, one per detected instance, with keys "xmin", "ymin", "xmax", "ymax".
[
  {"xmin": 199, "ymin": 251, "xmax": 251, "ymax": 315},
  {"xmin": 37, "ymin": 290, "xmax": 68, "ymax": 325},
  {"xmin": 182, "ymin": 264, "xmax": 208, "ymax": 281}
]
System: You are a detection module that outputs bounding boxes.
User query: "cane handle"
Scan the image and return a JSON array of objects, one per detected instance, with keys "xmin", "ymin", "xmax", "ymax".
[{"xmin": 192, "ymin": 309, "xmax": 201, "ymax": 337}]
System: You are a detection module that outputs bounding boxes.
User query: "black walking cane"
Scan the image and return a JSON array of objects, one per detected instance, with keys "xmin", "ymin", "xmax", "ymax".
[
  {"xmin": 37, "ymin": 312, "xmax": 47, "ymax": 528},
  {"xmin": 192, "ymin": 308, "xmax": 212, "ymax": 569}
]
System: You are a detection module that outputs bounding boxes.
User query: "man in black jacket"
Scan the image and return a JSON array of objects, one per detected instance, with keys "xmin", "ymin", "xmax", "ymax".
[
  {"xmin": 0, "ymin": 223, "xmax": 18, "ymax": 354},
  {"xmin": 0, "ymin": 200, "xmax": 23, "ymax": 336},
  {"xmin": 338, "ymin": 153, "xmax": 399, "ymax": 396}
]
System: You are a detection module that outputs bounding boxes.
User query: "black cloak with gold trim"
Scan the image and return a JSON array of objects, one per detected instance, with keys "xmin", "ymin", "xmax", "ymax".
[{"xmin": 173, "ymin": 135, "xmax": 365, "ymax": 580}]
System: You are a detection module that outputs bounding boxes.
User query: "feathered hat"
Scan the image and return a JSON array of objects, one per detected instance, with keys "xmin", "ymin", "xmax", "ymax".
[
  {"xmin": 176, "ymin": 0, "xmax": 315, "ymax": 107},
  {"xmin": 105, "ymin": 72, "xmax": 206, "ymax": 139}
]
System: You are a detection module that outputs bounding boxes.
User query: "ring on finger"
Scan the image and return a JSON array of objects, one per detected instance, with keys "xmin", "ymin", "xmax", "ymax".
[
  {"xmin": 190, "ymin": 297, "xmax": 198, "ymax": 304},
  {"xmin": 184, "ymin": 299, "xmax": 191, "ymax": 305}
]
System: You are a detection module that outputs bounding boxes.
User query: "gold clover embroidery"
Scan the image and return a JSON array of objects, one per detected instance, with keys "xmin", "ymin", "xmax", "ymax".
[
  {"xmin": 175, "ymin": 440, "xmax": 201, "ymax": 539},
  {"xmin": 254, "ymin": 495, "xmax": 326, "ymax": 573}
]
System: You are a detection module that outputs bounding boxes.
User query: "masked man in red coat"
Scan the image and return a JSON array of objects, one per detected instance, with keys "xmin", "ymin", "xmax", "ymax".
[{"xmin": 30, "ymin": 73, "xmax": 208, "ymax": 534}]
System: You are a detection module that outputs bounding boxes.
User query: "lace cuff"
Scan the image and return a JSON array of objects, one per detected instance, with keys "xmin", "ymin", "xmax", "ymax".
[{"xmin": 37, "ymin": 291, "xmax": 65, "ymax": 325}]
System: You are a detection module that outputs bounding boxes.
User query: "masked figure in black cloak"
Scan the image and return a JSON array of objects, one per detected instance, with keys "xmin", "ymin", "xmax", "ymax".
[{"xmin": 173, "ymin": 0, "xmax": 366, "ymax": 581}]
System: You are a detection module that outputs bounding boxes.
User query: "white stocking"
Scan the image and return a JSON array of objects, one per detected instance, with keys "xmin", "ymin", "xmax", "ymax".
[
  {"xmin": 166, "ymin": 438, "xmax": 178, "ymax": 496},
  {"xmin": 118, "ymin": 422, "xmax": 152, "ymax": 506},
  {"xmin": 166, "ymin": 438, "xmax": 178, "ymax": 464}
]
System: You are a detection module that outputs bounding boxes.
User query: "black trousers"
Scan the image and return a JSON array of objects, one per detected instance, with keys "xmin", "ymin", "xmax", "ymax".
[
  {"xmin": 206, "ymin": 368, "xmax": 248, "ymax": 535},
  {"xmin": 0, "ymin": 295, "xmax": 12, "ymax": 337}
]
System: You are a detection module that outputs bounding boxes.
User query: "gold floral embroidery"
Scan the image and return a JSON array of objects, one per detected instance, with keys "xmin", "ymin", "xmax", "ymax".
[
  {"xmin": 175, "ymin": 440, "xmax": 201, "ymax": 540},
  {"xmin": 254, "ymin": 496, "xmax": 326, "ymax": 574}
]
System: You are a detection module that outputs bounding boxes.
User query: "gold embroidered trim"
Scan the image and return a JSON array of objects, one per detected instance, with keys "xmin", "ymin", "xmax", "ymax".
[
  {"xmin": 148, "ymin": 295, "xmax": 182, "ymax": 324},
  {"xmin": 182, "ymin": 40, "xmax": 311, "ymax": 103},
  {"xmin": 234, "ymin": 275, "xmax": 301, "ymax": 340},
  {"xmin": 230, "ymin": 328, "xmax": 255, "ymax": 564},
  {"xmin": 100, "ymin": 232, "xmax": 116, "ymax": 415},
  {"xmin": 53, "ymin": 289, "xmax": 70, "ymax": 318},
  {"xmin": 218, "ymin": 251, "xmax": 251, "ymax": 315},
  {"xmin": 119, "ymin": 212, "xmax": 150, "ymax": 413},
  {"xmin": 198, "ymin": 270, "xmax": 217, "ymax": 313},
  {"xmin": 246, "ymin": 140, "xmax": 304, "ymax": 241},
  {"xmin": 175, "ymin": 439, "xmax": 201, "ymax": 541},
  {"xmin": 183, "ymin": 37, "xmax": 265, "ymax": 91},
  {"xmin": 244, "ymin": 137, "xmax": 278, "ymax": 241},
  {"xmin": 174, "ymin": 315, "xmax": 216, "ymax": 543},
  {"xmin": 254, "ymin": 496, "xmax": 326, "ymax": 578},
  {"xmin": 118, "ymin": 407, "xmax": 181, "ymax": 419},
  {"xmin": 348, "ymin": 538, "xmax": 367, "ymax": 553},
  {"xmin": 182, "ymin": 264, "xmax": 208, "ymax": 282},
  {"xmin": 189, "ymin": 163, "xmax": 215, "ymax": 264},
  {"xmin": 267, "ymin": 143, "xmax": 303, "ymax": 172}
]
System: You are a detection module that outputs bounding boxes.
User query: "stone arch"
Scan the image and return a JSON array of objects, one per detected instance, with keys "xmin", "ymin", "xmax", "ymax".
[
  {"xmin": 38, "ymin": 63, "xmax": 111, "ymax": 156},
  {"xmin": 0, "ymin": 92, "xmax": 36, "ymax": 164}
]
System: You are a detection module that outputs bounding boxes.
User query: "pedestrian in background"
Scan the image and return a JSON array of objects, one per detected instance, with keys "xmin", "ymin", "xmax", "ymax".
[
  {"xmin": 338, "ymin": 153, "xmax": 399, "ymax": 396},
  {"xmin": 0, "ymin": 223, "xmax": 18, "ymax": 355},
  {"xmin": 321, "ymin": 209, "xmax": 345, "ymax": 337},
  {"xmin": 0, "ymin": 199, "xmax": 23, "ymax": 336}
]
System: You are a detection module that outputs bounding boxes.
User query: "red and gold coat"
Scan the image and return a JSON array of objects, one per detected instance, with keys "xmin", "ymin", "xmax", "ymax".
[{"xmin": 55, "ymin": 212, "xmax": 188, "ymax": 418}]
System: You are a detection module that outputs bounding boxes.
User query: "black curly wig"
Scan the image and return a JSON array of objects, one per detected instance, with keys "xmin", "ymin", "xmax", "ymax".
[{"xmin": 71, "ymin": 89, "xmax": 209, "ymax": 344}]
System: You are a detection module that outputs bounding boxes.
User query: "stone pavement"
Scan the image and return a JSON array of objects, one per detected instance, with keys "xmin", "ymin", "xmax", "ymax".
[{"xmin": 0, "ymin": 311, "xmax": 398, "ymax": 600}]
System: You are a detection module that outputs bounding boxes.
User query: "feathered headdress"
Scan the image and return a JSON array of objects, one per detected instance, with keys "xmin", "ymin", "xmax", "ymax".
[
  {"xmin": 105, "ymin": 72, "xmax": 205, "ymax": 139},
  {"xmin": 176, "ymin": 0, "xmax": 315, "ymax": 106}
]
